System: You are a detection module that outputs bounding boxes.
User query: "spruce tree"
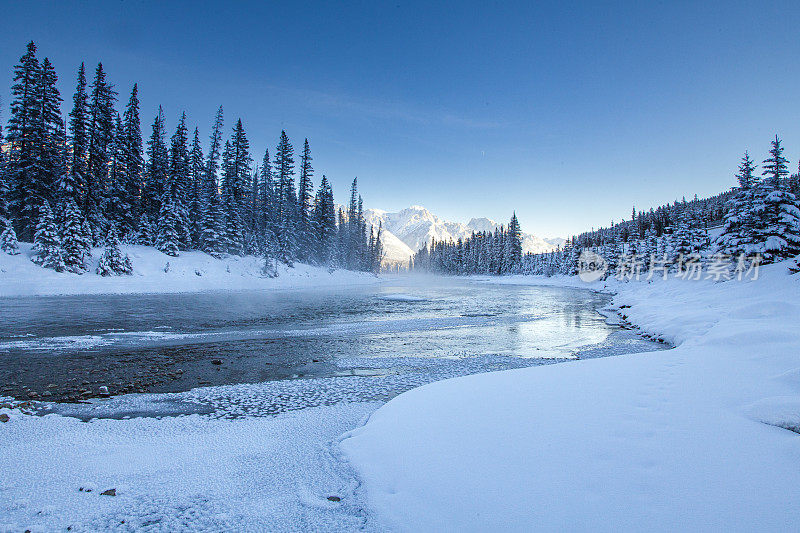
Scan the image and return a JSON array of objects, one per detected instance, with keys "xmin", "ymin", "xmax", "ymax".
[
  {"xmin": 156, "ymin": 195, "xmax": 180, "ymax": 256},
  {"xmin": 297, "ymin": 138, "xmax": 314, "ymax": 260},
  {"xmin": 122, "ymin": 83, "xmax": 145, "ymax": 220},
  {"xmin": 135, "ymin": 213, "xmax": 154, "ymax": 245},
  {"xmin": 717, "ymin": 152, "xmax": 757, "ymax": 256},
  {"xmin": 106, "ymin": 113, "xmax": 133, "ymax": 234},
  {"xmin": 31, "ymin": 201, "xmax": 65, "ymax": 271},
  {"xmin": 312, "ymin": 175, "xmax": 336, "ymax": 265},
  {"xmin": 97, "ymin": 227, "xmax": 133, "ymax": 276},
  {"xmin": 7, "ymin": 41, "xmax": 42, "ymax": 240},
  {"xmin": 752, "ymin": 136, "xmax": 800, "ymax": 262},
  {"xmin": 221, "ymin": 119, "xmax": 251, "ymax": 254},
  {"xmin": 36, "ymin": 57, "xmax": 63, "ymax": 207},
  {"xmin": 143, "ymin": 106, "xmax": 168, "ymax": 221},
  {"xmin": 86, "ymin": 62, "xmax": 117, "ymax": 235},
  {"xmin": 200, "ymin": 106, "xmax": 225, "ymax": 254},
  {"xmin": 67, "ymin": 62, "xmax": 89, "ymax": 211},
  {"xmin": 1, "ymin": 219, "xmax": 20, "ymax": 255},
  {"xmin": 274, "ymin": 131, "xmax": 296, "ymax": 264},
  {"xmin": 188, "ymin": 128, "xmax": 204, "ymax": 248},
  {"xmin": 122, "ymin": 84, "xmax": 144, "ymax": 221},
  {"xmin": 505, "ymin": 212, "xmax": 523, "ymax": 271},
  {"xmin": 60, "ymin": 198, "xmax": 91, "ymax": 272},
  {"xmin": 167, "ymin": 112, "xmax": 191, "ymax": 249}
]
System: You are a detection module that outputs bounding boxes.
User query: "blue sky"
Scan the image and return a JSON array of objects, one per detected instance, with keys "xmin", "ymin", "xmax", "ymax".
[{"xmin": 2, "ymin": 0, "xmax": 800, "ymax": 237}]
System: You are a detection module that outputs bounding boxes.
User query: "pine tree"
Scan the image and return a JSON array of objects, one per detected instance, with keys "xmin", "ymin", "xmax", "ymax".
[
  {"xmin": 717, "ymin": 152, "xmax": 757, "ymax": 256},
  {"xmin": 156, "ymin": 196, "xmax": 180, "ymax": 256},
  {"xmin": 297, "ymin": 138, "xmax": 314, "ymax": 261},
  {"xmin": 122, "ymin": 84, "xmax": 144, "ymax": 222},
  {"xmin": 221, "ymin": 119, "xmax": 251, "ymax": 254},
  {"xmin": 35, "ymin": 57, "xmax": 63, "ymax": 208},
  {"xmin": 644, "ymin": 224, "xmax": 658, "ymax": 262},
  {"xmin": 0, "ymin": 218, "xmax": 20, "ymax": 255},
  {"xmin": 143, "ymin": 106, "xmax": 168, "ymax": 221},
  {"xmin": 31, "ymin": 201, "xmax": 64, "ymax": 271},
  {"xmin": 259, "ymin": 148, "xmax": 275, "ymax": 251},
  {"xmin": 188, "ymin": 127, "xmax": 205, "ymax": 248},
  {"xmin": 751, "ymin": 136, "xmax": 800, "ymax": 262},
  {"xmin": 274, "ymin": 131, "xmax": 296, "ymax": 264},
  {"xmin": 86, "ymin": 62, "xmax": 117, "ymax": 235},
  {"xmin": 135, "ymin": 213, "xmax": 154, "ymax": 245},
  {"xmin": 312, "ymin": 174, "xmax": 336, "ymax": 265},
  {"xmin": 60, "ymin": 198, "xmax": 91, "ymax": 272},
  {"xmin": 505, "ymin": 212, "xmax": 523, "ymax": 272},
  {"xmin": 6, "ymin": 41, "xmax": 42, "ymax": 241},
  {"xmin": 67, "ymin": 62, "xmax": 89, "ymax": 211},
  {"xmin": 97, "ymin": 227, "xmax": 133, "ymax": 276},
  {"xmin": 670, "ymin": 211, "xmax": 700, "ymax": 268},
  {"xmin": 105, "ymin": 113, "xmax": 133, "ymax": 234},
  {"xmin": 167, "ymin": 112, "xmax": 191, "ymax": 249},
  {"xmin": 200, "ymin": 106, "xmax": 225, "ymax": 255},
  {"xmin": 346, "ymin": 178, "xmax": 359, "ymax": 269}
]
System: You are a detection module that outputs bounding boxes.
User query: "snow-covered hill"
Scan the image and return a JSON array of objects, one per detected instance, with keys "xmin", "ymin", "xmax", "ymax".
[{"xmin": 364, "ymin": 206, "xmax": 563, "ymax": 265}]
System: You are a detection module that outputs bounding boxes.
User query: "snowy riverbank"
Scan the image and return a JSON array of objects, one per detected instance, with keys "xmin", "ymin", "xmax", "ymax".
[
  {"xmin": 0, "ymin": 243, "xmax": 380, "ymax": 297},
  {"xmin": 341, "ymin": 262, "xmax": 800, "ymax": 531}
]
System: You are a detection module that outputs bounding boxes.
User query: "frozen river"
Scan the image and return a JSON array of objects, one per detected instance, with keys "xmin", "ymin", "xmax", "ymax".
[
  {"xmin": 0, "ymin": 276, "xmax": 660, "ymax": 405},
  {"xmin": 0, "ymin": 276, "xmax": 668, "ymax": 531}
]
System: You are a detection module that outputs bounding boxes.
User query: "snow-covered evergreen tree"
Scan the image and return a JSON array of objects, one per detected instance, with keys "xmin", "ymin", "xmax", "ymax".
[
  {"xmin": 167, "ymin": 112, "xmax": 191, "ymax": 249},
  {"xmin": 135, "ymin": 213, "xmax": 154, "ymax": 245},
  {"xmin": 188, "ymin": 127, "xmax": 204, "ymax": 248},
  {"xmin": 105, "ymin": 113, "xmax": 133, "ymax": 234},
  {"xmin": 274, "ymin": 130, "xmax": 296, "ymax": 264},
  {"xmin": 312, "ymin": 174, "xmax": 336, "ymax": 265},
  {"xmin": 505, "ymin": 212, "xmax": 523, "ymax": 272},
  {"xmin": 97, "ymin": 227, "xmax": 133, "ymax": 276},
  {"xmin": 143, "ymin": 106, "xmax": 168, "ymax": 222},
  {"xmin": 156, "ymin": 195, "xmax": 180, "ymax": 256},
  {"xmin": 717, "ymin": 152, "xmax": 757, "ymax": 256},
  {"xmin": 60, "ymin": 198, "xmax": 91, "ymax": 272},
  {"xmin": 86, "ymin": 62, "xmax": 116, "ymax": 236},
  {"xmin": 67, "ymin": 62, "xmax": 89, "ymax": 214},
  {"xmin": 31, "ymin": 201, "xmax": 64, "ymax": 271},
  {"xmin": 0, "ymin": 218, "xmax": 20, "ymax": 255},
  {"xmin": 6, "ymin": 42, "xmax": 43, "ymax": 241},
  {"xmin": 199, "ymin": 106, "xmax": 226, "ymax": 255},
  {"xmin": 750, "ymin": 136, "xmax": 800, "ymax": 262},
  {"xmin": 297, "ymin": 138, "xmax": 314, "ymax": 261},
  {"xmin": 221, "ymin": 119, "xmax": 251, "ymax": 255},
  {"xmin": 122, "ymin": 83, "xmax": 143, "ymax": 226}
]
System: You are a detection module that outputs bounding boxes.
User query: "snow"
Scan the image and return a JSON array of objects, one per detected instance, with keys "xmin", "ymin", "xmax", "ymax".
[
  {"xmin": 0, "ymin": 243, "xmax": 379, "ymax": 297},
  {"xmin": 0, "ymin": 402, "xmax": 380, "ymax": 532},
  {"xmin": 341, "ymin": 262, "xmax": 800, "ymax": 531}
]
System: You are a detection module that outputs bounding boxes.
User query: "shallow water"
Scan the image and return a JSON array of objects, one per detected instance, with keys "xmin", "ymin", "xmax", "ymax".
[{"xmin": 0, "ymin": 275, "xmax": 664, "ymax": 407}]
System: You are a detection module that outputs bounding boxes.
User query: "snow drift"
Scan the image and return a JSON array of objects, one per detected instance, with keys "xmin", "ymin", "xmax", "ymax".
[{"xmin": 341, "ymin": 263, "xmax": 800, "ymax": 531}]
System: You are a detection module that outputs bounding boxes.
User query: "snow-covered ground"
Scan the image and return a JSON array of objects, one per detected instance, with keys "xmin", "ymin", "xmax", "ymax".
[
  {"xmin": 341, "ymin": 262, "xmax": 800, "ymax": 531},
  {"xmin": 4, "ymin": 260, "xmax": 799, "ymax": 531},
  {"xmin": 0, "ymin": 243, "xmax": 379, "ymax": 297}
]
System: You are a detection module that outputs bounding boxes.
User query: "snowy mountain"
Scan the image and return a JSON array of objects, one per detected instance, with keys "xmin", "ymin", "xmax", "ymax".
[{"xmin": 364, "ymin": 206, "xmax": 563, "ymax": 265}]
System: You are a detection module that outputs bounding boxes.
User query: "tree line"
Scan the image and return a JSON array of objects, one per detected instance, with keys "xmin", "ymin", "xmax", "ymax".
[
  {"xmin": 412, "ymin": 136, "xmax": 800, "ymax": 277},
  {"xmin": 0, "ymin": 41, "xmax": 383, "ymax": 275}
]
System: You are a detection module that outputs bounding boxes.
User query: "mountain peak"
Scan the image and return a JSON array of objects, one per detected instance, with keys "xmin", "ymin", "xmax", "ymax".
[{"xmin": 364, "ymin": 206, "xmax": 563, "ymax": 265}]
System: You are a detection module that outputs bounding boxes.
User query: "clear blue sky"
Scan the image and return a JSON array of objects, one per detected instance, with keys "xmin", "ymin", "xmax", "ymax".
[{"xmin": 2, "ymin": 1, "xmax": 800, "ymax": 237}]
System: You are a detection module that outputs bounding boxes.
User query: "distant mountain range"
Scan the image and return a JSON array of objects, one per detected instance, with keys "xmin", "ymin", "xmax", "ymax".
[{"xmin": 363, "ymin": 206, "xmax": 565, "ymax": 265}]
